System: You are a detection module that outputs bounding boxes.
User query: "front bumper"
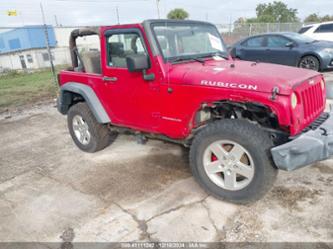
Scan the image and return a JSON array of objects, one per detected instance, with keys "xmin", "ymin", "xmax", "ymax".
[
  {"xmin": 321, "ymin": 54, "xmax": 333, "ymax": 70},
  {"xmin": 324, "ymin": 59, "xmax": 333, "ymax": 69},
  {"xmin": 271, "ymin": 111, "xmax": 333, "ymax": 171}
]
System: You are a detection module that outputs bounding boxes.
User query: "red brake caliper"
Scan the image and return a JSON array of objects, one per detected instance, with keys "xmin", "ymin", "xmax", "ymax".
[{"xmin": 211, "ymin": 154, "xmax": 218, "ymax": 162}]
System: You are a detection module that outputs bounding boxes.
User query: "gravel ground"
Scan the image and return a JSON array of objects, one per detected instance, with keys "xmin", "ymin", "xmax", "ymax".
[{"xmin": 0, "ymin": 73, "xmax": 332, "ymax": 243}]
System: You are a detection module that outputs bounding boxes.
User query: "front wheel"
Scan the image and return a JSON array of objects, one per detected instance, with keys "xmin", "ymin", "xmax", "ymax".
[
  {"xmin": 298, "ymin": 55, "xmax": 320, "ymax": 71},
  {"xmin": 189, "ymin": 119, "xmax": 278, "ymax": 204}
]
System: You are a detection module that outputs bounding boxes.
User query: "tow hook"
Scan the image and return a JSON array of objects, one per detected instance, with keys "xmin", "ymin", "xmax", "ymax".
[
  {"xmin": 320, "ymin": 127, "xmax": 328, "ymax": 136},
  {"xmin": 271, "ymin": 86, "xmax": 280, "ymax": 100}
]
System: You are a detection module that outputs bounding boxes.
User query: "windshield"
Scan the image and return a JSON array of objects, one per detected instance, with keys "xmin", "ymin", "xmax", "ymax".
[
  {"xmin": 151, "ymin": 22, "xmax": 228, "ymax": 62},
  {"xmin": 298, "ymin": 26, "xmax": 312, "ymax": 34},
  {"xmin": 283, "ymin": 32, "xmax": 316, "ymax": 43}
]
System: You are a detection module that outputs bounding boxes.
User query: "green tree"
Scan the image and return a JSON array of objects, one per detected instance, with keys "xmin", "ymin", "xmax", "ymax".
[
  {"xmin": 233, "ymin": 17, "xmax": 247, "ymax": 25},
  {"xmin": 320, "ymin": 14, "xmax": 333, "ymax": 22},
  {"xmin": 233, "ymin": 1, "xmax": 299, "ymax": 24},
  {"xmin": 304, "ymin": 13, "xmax": 333, "ymax": 23},
  {"xmin": 167, "ymin": 8, "xmax": 189, "ymax": 20},
  {"xmin": 304, "ymin": 13, "xmax": 321, "ymax": 23},
  {"xmin": 254, "ymin": 1, "xmax": 299, "ymax": 22}
]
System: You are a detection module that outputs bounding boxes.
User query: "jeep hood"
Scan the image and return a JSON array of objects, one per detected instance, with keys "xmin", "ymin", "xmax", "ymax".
[{"xmin": 168, "ymin": 59, "xmax": 321, "ymax": 95}]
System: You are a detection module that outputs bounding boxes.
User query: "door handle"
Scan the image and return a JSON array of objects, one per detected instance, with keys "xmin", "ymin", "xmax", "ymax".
[{"xmin": 103, "ymin": 76, "xmax": 118, "ymax": 82}]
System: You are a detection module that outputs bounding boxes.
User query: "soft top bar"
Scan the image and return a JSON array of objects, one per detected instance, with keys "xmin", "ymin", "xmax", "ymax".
[{"xmin": 69, "ymin": 27, "xmax": 99, "ymax": 68}]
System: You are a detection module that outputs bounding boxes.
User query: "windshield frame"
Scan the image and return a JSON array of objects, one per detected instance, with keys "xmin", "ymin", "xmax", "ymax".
[{"xmin": 149, "ymin": 20, "xmax": 229, "ymax": 63}]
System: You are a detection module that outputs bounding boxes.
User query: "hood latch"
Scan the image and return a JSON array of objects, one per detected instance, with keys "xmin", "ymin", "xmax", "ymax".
[{"xmin": 271, "ymin": 86, "xmax": 280, "ymax": 100}]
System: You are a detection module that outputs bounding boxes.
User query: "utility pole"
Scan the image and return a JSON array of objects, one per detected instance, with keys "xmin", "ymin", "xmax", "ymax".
[
  {"xmin": 116, "ymin": 6, "xmax": 120, "ymax": 24},
  {"xmin": 229, "ymin": 14, "xmax": 232, "ymax": 35},
  {"xmin": 155, "ymin": 0, "xmax": 160, "ymax": 19},
  {"xmin": 54, "ymin": 14, "xmax": 59, "ymax": 26},
  {"xmin": 40, "ymin": 2, "xmax": 57, "ymax": 86},
  {"xmin": 19, "ymin": 11, "xmax": 26, "ymax": 26}
]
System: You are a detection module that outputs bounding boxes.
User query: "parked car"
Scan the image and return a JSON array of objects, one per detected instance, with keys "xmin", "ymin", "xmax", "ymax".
[
  {"xmin": 299, "ymin": 22, "xmax": 333, "ymax": 42},
  {"xmin": 230, "ymin": 32, "xmax": 333, "ymax": 71},
  {"xmin": 58, "ymin": 20, "xmax": 331, "ymax": 203}
]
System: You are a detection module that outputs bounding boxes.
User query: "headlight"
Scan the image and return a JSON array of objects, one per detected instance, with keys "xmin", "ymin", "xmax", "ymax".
[
  {"xmin": 320, "ymin": 79, "xmax": 325, "ymax": 90},
  {"xmin": 291, "ymin": 93, "xmax": 298, "ymax": 109},
  {"xmin": 323, "ymin": 48, "xmax": 333, "ymax": 54}
]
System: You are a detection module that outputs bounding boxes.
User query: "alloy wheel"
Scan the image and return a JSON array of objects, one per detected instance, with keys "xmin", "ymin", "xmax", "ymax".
[
  {"xmin": 203, "ymin": 140, "xmax": 255, "ymax": 191},
  {"xmin": 299, "ymin": 56, "xmax": 319, "ymax": 71},
  {"xmin": 72, "ymin": 115, "xmax": 91, "ymax": 145}
]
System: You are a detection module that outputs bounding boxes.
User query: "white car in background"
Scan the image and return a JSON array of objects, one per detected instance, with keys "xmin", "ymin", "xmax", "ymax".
[{"xmin": 299, "ymin": 21, "xmax": 333, "ymax": 42}]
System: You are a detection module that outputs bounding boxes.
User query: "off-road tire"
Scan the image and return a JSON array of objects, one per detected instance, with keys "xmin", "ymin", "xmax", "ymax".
[
  {"xmin": 67, "ymin": 102, "xmax": 116, "ymax": 153},
  {"xmin": 189, "ymin": 119, "xmax": 278, "ymax": 204}
]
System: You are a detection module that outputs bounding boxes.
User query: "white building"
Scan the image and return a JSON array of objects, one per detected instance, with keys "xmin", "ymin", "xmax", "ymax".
[{"xmin": 0, "ymin": 47, "xmax": 71, "ymax": 72}]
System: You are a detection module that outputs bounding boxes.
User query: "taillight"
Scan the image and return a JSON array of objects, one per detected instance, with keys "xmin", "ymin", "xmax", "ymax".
[{"xmin": 57, "ymin": 74, "xmax": 61, "ymax": 86}]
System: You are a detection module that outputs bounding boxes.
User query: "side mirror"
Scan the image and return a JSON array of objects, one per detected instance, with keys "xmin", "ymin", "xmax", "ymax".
[
  {"xmin": 285, "ymin": 42, "xmax": 294, "ymax": 48},
  {"xmin": 126, "ymin": 54, "xmax": 150, "ymax": 72},
  {"xmin": 126, "ymin": 54, "xmax": 155, "ymax": 81}
]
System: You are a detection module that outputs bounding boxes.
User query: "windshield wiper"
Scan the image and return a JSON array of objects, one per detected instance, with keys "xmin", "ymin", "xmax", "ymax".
[
  {"xmin": 193, "ymin": 52, "xmax": 229, "ymax": 60},
  {"xmin": 210, "ymin": 52, "xmax": 229, "ymax": 60},
  {"xmin": 171, "ymin": 56, "xmax": 205, "ymax": 65},
  {"xmin": 170, "ymin": 52, "xmax": 228, "ymax": 64},
  {"xmin": 192, "ymin": 57, "xmax": 205, "ymax": 65}
]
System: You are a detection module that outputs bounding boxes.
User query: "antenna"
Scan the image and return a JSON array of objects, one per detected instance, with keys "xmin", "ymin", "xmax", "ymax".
[
  {"xmin": 156, "ymin": 0, "xmax": 160, "ymax": 19},
  {"xmin": 116, "ymin": 6, "xmax": 120, "ymax": 24}
]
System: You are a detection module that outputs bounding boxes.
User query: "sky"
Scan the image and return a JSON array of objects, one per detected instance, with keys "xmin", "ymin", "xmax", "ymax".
[{"xmin": 0, "ymin": 0, "xmax": 332, "ymax": 27}]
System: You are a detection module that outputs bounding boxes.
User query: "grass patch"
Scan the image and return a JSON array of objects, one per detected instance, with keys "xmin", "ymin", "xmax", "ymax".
[{"xmin": 0, "ymin": 70, "xmax": 58, "ymax": 112}]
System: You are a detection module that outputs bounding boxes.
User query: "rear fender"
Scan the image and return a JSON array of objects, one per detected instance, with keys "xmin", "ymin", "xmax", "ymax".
[{"xmin": 58, "ymin": 82, "xmax": 111, "ymax": 124}]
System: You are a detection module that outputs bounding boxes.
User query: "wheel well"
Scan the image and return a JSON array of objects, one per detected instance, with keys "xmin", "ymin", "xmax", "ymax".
[
  {"xmin": 61, "ymin": 90, "xmax": 85, "ymax": 114},
  {"xmin": 59, "ymin": 82, "xmax": 111, "ymax": 123},
  {"xmin": 193, "ymin": 101, "xmax": 291, "ymax": 145},
  {"xmin": 194, "ymin": 101, "xmax": 283, "ymax": 131},
  {"xmin": 193, "ymin": 101, "xmax": 289, "ymax": 145}
]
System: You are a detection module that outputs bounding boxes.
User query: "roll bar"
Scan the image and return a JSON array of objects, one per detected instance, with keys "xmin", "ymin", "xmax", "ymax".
[{"xmin": 69, "ymin": 27, "xmax": 99, "ymax": 69}]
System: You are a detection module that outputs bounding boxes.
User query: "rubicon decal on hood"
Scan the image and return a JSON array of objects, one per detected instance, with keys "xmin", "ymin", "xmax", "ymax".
[{"xmin": 201, "ymin": 80, "xmax": 258, "ymax": 90}]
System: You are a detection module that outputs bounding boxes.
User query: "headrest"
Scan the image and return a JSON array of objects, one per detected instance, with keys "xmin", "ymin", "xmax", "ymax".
[
  {"xmin": 80, "ymin": 50, "xmax": 101, "ymax": 74},
  {"xmin": 110, "ymin": 42, "xmax": 124, "ymax": 55}
]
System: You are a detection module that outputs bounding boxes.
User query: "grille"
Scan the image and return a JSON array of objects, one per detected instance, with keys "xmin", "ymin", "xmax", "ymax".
[{"xmin": 299, "ymin": 81, "xmax": 324, "ymax": 124}]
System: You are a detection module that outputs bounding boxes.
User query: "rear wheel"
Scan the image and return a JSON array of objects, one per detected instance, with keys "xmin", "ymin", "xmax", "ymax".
[
  {"xmin": 299, "ymin": 55, "xmax": 320, "ymax": 71},
  {"xmin": 189, "ymin": 119, "xmax": 278, "ymax": 203},
  {"xmin": 67, "ymin": 102, "xmax": 116, "ymax": 153}
]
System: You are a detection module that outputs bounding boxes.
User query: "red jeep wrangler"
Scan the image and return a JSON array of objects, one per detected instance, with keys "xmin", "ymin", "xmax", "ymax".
[{"xmin": 57, "ymin": 20, "xmax": 332, "ymax": 203}]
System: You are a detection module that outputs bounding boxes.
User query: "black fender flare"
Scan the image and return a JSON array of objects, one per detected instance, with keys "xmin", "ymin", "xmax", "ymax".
[{"xmin": 58, "ymin": 82, "xmax": 111, "ymax": 124}]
